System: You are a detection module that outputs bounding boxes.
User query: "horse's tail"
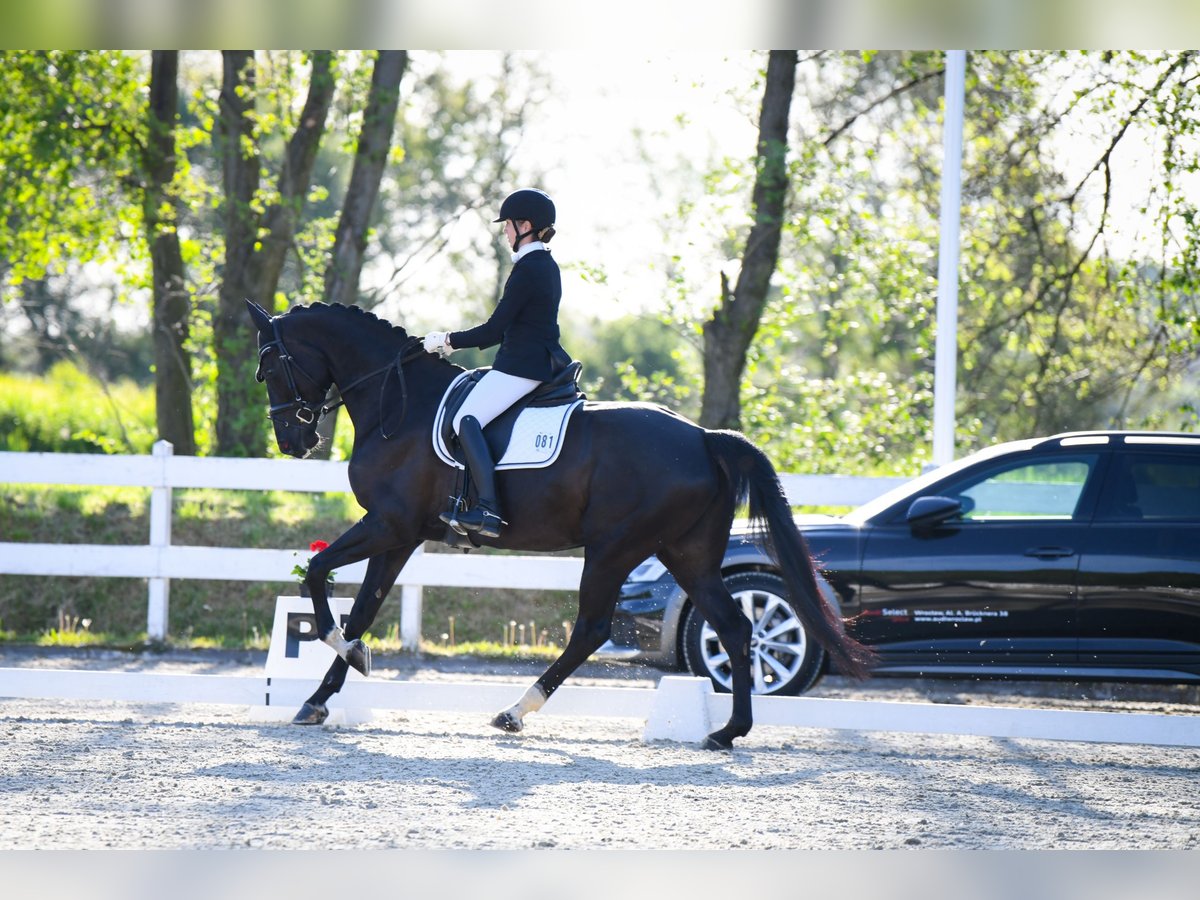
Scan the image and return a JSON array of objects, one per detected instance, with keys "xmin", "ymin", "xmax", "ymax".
[{"xmin": 704, "ymin": 430, "xmax": 876, "ymax": 680}]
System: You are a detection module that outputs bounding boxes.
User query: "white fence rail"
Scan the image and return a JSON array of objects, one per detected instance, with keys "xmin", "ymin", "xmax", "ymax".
[
  {"xmin": 0, "ymin": 441, "xmax": 905, "ymax": 644},
  {"xmin": 2, "ymin": 668, "xmax": 1195, "ymax": 748}
]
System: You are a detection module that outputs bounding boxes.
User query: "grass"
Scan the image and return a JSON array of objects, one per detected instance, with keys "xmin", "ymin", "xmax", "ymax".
[
  {"xmin": 420, "ymin": 641, "xmax": 565, "ymax": 661},
  {"xmin": 0, "ymin": 625, "xmax": 565, "ymax": 660}
]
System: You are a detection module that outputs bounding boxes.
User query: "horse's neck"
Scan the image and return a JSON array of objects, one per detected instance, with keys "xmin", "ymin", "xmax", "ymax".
[
  {"xmin": 326, "ymin": 330, "xmax": 459, "ymax": 432},
  {"xmin": 399, "ymin": 354, "xmax": 461, "ymax": 406}
]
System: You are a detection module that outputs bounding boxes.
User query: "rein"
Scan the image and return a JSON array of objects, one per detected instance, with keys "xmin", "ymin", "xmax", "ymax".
[{"xmin": 256, "ymin": 315, "xmax": 425, "ymax": 439}]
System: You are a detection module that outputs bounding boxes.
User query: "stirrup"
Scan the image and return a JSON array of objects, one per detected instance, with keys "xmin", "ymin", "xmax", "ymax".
[
  {"xmin": 439, "ymin": 503, "xmax": 470, "ymax": 536},
  {"xmin": 455, "ymin": 505, "xmax": 503, "ymax": 539}
]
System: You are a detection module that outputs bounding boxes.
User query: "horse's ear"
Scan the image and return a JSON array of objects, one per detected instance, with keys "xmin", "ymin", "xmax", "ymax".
[{"xmin": 245, "ymin": 298, "xmax": 273, "ymax": 331}]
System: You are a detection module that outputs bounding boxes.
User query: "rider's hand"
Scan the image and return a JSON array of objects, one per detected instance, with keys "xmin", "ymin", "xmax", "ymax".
[{"xmin": 423, "ymin": 332, "xmax": 451, "ymax": 355}]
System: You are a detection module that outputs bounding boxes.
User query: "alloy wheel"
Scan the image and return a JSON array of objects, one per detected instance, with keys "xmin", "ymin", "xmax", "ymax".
[{"xmin": 696, "ymin": 586, "xmax": 809, "ymax": 694}]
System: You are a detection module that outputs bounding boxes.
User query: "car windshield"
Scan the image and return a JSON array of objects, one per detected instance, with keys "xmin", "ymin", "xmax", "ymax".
[{"xmin": 842, "ymin": 438, "xmax": 1043, "ymax": 525}]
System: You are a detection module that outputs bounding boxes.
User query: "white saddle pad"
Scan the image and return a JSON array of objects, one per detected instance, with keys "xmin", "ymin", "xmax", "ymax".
[{"xmin": 432, "ymin": 373, "xmax": 584, "ymax": 471}]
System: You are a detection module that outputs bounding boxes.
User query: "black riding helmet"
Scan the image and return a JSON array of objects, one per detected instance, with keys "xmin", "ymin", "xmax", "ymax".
[{"xmin": 494, "ymin": 188, "xmax": 556, "ymax": 246}]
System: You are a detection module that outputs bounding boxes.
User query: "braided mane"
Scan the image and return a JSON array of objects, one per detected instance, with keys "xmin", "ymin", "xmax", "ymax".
[{"xmin": 287, "ymin": 302, "xmax": 412, "ymax": 343}]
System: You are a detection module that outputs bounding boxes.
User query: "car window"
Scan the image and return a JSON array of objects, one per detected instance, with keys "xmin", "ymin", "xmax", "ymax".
[
  {"xmin": 943, "ymin": 457, "xmax": 1096, "ymax": 520},
  {"xmin": 1096, "ymin": 452, "xmax": 1200, "ymax": 521},
  {"xmin": 845, "ymin": 438, "xmax": 1042, "ymax": 525}
]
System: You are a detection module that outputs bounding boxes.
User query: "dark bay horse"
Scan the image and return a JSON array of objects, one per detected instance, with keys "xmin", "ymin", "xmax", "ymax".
[{"xmin": 247, "ymin": 300, "xmax": 873, "ymax": 749}]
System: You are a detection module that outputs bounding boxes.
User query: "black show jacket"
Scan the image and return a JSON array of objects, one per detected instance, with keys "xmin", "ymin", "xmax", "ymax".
[{"xmin": 450, "ymin": 248, "xmax": 568, "ymax": 381}]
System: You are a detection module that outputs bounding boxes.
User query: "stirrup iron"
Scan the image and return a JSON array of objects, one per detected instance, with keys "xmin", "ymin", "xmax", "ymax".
[{"xmin": 439, "ymin": 495, "xmax": 469, "ymax": 535}]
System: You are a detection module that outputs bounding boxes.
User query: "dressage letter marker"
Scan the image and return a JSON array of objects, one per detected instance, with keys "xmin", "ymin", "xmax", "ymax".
[{"xmin": 253, "ymin": 596, "xmax": 372, "ymax": 724}]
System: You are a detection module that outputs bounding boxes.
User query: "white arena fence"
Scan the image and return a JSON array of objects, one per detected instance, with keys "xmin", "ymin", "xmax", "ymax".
[
  {"xmin": 0, "ymin": 440, "xmax": 905, "ymax": 644},
  {"xmin": 0, "ymin": 668, "xmax": 1195, "ymax": 748}
]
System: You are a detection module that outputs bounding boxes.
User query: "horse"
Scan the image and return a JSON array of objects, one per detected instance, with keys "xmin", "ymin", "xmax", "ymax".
[{"xmin": 247, "ymin": 300, "xmax": 874, "ymax": 749}]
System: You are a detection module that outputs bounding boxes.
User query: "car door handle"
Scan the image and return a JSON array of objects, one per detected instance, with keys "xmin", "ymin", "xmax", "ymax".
[{"xmin": 1024, "ymin": 546, "xmax": 1075, "ymax": 559}]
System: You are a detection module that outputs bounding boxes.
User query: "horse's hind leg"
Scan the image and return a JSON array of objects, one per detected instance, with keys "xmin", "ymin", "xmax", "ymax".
[
  {"xmin": 658, "ymin": 552, "xmax": 754, "ymax": 750},
  {"xmin": 490, "ymin": 544, "xmax": 647, "ymax": 734}
]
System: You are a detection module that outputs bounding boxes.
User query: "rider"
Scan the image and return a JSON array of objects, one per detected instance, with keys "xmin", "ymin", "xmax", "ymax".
[{"xmin": 423, "ymin": 188, "xmax": 571, "ymax": 540}]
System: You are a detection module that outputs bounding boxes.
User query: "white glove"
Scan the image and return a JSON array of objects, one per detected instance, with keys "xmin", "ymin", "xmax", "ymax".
[{"xmin": 423, "ymin": 332, "xmax": 452, "ymax": 355}]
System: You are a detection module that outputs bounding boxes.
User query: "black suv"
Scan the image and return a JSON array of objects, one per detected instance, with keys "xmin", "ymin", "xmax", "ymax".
[{"xmin": 602, "ymin": 432, "xmax": 1200, "ymax": 695}]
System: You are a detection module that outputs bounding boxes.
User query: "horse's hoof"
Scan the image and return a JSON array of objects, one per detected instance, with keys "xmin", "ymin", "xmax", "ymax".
[
  {"xmin": 490, "ymin": 711, "xmax": 523, "ymax": 733},
  {"xmin": 347, "ymin": 639, "xmax": 372, "ymax": 677},
  {"xmin": 292, "ymin": 702, "xmax": 329, "ymax": 725},
  {"xmin": 701, "ymin": 732, "xmax": 734, "ymax": 751}
]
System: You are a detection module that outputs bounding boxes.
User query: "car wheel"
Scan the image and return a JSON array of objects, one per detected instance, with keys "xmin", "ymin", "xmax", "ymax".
[{"xmin": 681, "ymin": 571, "xmax": 826, "ymax": 696}]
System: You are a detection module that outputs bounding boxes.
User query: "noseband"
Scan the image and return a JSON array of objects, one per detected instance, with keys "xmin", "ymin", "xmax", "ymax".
[{"xmin": 256, "ymin": 314, "xmax": 424, "ymax": 437}]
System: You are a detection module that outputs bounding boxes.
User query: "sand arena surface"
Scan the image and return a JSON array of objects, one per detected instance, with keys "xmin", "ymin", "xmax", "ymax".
[{"xmin": 1, "ymin": 646, "xmax": 1198, "ymax": 850}]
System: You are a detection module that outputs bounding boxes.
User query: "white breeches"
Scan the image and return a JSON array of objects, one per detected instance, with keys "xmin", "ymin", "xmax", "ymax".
[{"xmin": 453, "ymin": 370, "xmax": 540, "ymax": 433}]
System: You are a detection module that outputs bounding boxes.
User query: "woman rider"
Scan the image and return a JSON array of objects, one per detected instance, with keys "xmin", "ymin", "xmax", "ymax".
[{"xmin": 423, "ymin": 188, "xmax": 571, "ymax": 540}]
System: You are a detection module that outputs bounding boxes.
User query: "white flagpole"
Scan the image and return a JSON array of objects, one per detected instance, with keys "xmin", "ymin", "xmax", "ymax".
[{"xmin": 932, "ymin": 50, "xmax": 967, "ymax": 468}]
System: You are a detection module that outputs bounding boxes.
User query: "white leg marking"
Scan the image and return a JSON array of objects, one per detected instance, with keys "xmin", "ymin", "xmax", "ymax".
[
  {"xmin": 504, "ymin": 683, "xmax": 548, "ymax": 725},
  {"xmin": 323, "ymin": 626, "xmax": 352, "ymax": 659}
]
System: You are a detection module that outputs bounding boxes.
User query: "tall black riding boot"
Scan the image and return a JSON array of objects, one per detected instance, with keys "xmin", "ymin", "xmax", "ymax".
[{"xmin": 449, "ymin": 415, "xmax": 503, "ymax": 539}]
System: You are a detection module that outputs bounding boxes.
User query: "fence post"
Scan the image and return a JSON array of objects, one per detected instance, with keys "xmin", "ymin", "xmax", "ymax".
[
  {"xmin": 147, "ymin": 440, "xmax": 174, "ymax": 641},
  {"xmin": 399, "ymin": 543, "xmax": 425, "ymax": 650}
]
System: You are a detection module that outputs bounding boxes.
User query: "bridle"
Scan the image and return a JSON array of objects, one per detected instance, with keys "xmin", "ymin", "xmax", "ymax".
[{"xmin": 255, "ymin": 315, "xmax": 425, "ymax": 438}]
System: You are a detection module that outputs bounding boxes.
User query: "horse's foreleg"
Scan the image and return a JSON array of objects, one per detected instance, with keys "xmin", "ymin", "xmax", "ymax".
[
  {"xmin": 306, "ymin": 590, "xmax": 369, "ymax": 677},
  {"xmin": 293, "ymin": 656, "xmax": 350, "ymax": 725},
  {"xmin": 491, "ymin": 548, "xmax": 643, "ymax": 734},
  {"xmin": 293, "ymin": 534, "xmax": 419, "ymax": 726},
  {"xmin": 303, "ymin": 516, "xmax": 413, "ymax": 673},
  {"xmin": 320, "ymin": 626, "xmax": 372, "ymax": 677}
]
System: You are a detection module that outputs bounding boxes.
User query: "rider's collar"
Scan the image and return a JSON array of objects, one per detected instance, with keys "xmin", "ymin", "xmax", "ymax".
[{"xmin": 511, "ymin": 241, "xmax": 548, "ymax": 264}]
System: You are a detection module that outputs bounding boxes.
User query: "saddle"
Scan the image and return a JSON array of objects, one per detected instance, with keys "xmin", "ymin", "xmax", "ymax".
[{"xmin": 433, "ymin": 361, "xmax": 587, "ymax": 471}]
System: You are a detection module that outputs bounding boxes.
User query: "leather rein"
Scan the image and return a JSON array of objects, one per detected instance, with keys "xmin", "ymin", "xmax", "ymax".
[{"xmin": 256, "ymin": 315, "xmax": 426, "ymax": 440}]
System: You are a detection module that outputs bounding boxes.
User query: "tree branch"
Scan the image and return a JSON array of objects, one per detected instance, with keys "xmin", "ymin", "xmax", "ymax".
[
  {"xmin": 1061, "ymin": 52, "xmax": 1195, "ymax": 206},
  {"xmin": 822, "ymin": 64, "xmax": 944, "ymax": 148}
]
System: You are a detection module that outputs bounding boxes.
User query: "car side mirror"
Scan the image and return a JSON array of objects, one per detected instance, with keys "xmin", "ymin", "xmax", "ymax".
[{"xmin": 906, "ymin": 495, "xmax": 965, "ymax": 531}]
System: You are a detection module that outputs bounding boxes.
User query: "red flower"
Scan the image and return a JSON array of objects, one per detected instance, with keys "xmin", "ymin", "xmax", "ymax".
[{"xmin": 294, "ymin": 539, "xmax": 336, "ymax": 584}]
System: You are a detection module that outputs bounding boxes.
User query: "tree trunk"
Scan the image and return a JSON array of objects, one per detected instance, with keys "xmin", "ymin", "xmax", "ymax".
[
  {"xmin": 312, "ymin": 50, "xmax": 408, "ymax": 457},
  {"xmin": 252, "ymin": 51, "xmax": 336, "ymax": 304},
  {"xmin": 214, "ymin": 51, "xmax": 264, "ymax": 457},
  {"xmin": 699, "ymin": 51, "xmax": 796, "ymax": 431},
  {"xmin": 144, "ymin": 51, "xmax": 196, "ymax": 455},
  {"xmin": 324, "ymin": 51, "xmax": 408, "ymax": 306}
]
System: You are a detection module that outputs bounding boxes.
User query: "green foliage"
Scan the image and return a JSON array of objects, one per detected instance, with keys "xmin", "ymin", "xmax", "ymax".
[
  {"xmin": 420, "ymin": 580, "xmax": 579, "ymax": 654},
  {"xmin": 668, "ymin": 50, "xmax": 1200, "ymax": 471},
  {"xmin": 570, "ymin": 313, "xmax": 695, "ymax": 408},
  {"xmin": 0, "ymin": 51, "xmax": 147, "ymax": 294},
  {"xmin": 0, "ymin": 362, "xmax": 157, "ymax": 454},
  {"xmin": 742, "ymin": 363, "xmax": 934, "ymax": 477},
  {"xmin": 366, "ymin": 53, "xmax": 553, "ymax": 326},
  {"xmin": 420, "ymin": 641, "xmax": 564, "ymax": 661},
  {"xmin": 950, "ymin": 51, "xmax": 1200, "ymax": 441}
]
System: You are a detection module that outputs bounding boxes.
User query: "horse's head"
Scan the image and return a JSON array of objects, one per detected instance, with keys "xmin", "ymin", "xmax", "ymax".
[{"xmin": 246, "ymin": 300, "xmax": 332, "ymax": 458}]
